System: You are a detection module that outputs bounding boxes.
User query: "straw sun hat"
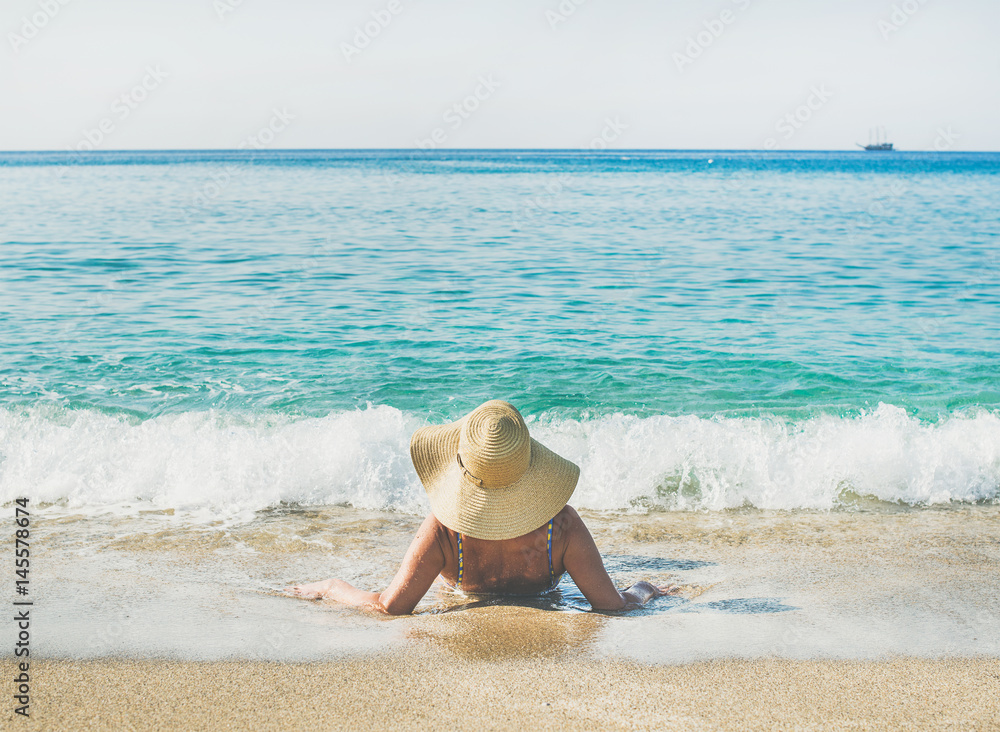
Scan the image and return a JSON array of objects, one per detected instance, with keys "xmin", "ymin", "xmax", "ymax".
[{"xmin": 410, "ymin": 400, "xmax": 580, "ymax": 541}]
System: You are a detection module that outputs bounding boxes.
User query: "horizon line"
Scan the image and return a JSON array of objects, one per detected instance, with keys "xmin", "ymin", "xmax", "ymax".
[{"xmin": 1, "ymin": 147, "xmax": 996, "ymax": 154}]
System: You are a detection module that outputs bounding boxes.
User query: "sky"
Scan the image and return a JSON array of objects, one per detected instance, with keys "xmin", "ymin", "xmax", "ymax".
[{"xmin": 2, "ymin": 0, "xmax": 998, "ymax": 151}]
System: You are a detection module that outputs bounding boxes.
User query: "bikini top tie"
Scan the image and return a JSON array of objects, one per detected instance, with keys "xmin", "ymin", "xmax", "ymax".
[{"xmin": 455, "ymin": 518, "xmax": 557, "ymax": 591}]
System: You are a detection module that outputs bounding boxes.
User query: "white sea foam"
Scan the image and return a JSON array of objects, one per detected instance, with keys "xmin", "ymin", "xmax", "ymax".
[
  {"xmin": 532, "ymin": 403, "xmax": 1000, "ymax": 511},
  {"xmin": 1, "ymin": 404, "xmax": 997, "ymax": 521}
]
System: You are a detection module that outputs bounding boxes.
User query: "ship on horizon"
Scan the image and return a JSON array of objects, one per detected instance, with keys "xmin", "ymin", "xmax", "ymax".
[{"xmin": 857, "ymin": 127, "xmax": 894, "ymax": 151}]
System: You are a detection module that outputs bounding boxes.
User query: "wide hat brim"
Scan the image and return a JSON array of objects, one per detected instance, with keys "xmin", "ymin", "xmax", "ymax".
[{"xmin": 410, "ymin": 416, "xmax": 580, "ymax": 540}]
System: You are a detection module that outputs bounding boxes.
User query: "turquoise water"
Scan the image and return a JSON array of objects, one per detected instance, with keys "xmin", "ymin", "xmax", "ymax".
[{"xmin": 1, "ymin": 150, "xmax": 998, "ymax": 515}]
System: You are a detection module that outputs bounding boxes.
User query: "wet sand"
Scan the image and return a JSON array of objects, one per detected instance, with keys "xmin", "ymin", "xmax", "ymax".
[
  {"xmin": 5, "ymin": 505, "xmax": 1000, "ymax": 728},
  {"xmin": 19, "ymin": 505, "xmax": 1000, "ymax": 662},
  {"xmin": 6, "ymin": 655, "xmax": 998, "ymax": 731}
]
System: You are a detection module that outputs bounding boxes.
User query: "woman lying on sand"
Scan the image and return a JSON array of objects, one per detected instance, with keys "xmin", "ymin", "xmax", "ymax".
[{"xmin": 286, "ymin": 400, "xmax": 676, "ymax": 614}]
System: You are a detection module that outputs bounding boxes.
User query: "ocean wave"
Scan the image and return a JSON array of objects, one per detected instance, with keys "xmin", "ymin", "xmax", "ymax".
[{"xmin": 1, "ymin": 404, "xmax": 998, "ymax": 520}]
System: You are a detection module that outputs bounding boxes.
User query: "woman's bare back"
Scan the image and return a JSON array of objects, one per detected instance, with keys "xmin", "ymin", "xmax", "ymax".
[
  {"xmin": 286, "ymin": 504, "xmax": 676, "ymax": 614},
  {"xmin": 434, "ymin": 507, "xmax": 569, "ymax": 594}
]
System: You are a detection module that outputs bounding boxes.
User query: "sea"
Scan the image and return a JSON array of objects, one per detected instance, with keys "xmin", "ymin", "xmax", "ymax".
[{"xmin": 1, "ymin": 149, "xmax": 999, "ymax": 661}]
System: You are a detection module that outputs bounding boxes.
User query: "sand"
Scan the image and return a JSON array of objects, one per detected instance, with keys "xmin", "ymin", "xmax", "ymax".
[
  {"xmin": 24, "ymin": 505, "xmax": 1000, "ymax": 663},
  {"xmin": 8, "ymin": 506, "xmax": 1000, "ymax": 729},
  {"xmin": 4, "ymin": 655, "xmax": 998, "ymax": 731}
]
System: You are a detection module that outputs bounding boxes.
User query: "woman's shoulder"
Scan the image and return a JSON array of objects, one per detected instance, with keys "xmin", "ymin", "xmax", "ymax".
[
  {"xmin": 553, "ymin": 504, "xmax": 587, "ymax": 540},
  {"xmin": 558, "ymin": 504, "xmax": 582, "ymax": 521},
  {"xmin": 420, "ymin": 513, "xmax": 454, "ymax": 538},
  {"xmin": 412, "ymin": 514, "xmax": 457, "ymax": 563}
]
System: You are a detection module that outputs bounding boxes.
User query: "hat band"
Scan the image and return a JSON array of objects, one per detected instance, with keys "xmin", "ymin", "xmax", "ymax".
[{"xmin": 456, "ymin": 453, "xmax": 484, "ymax": 488}]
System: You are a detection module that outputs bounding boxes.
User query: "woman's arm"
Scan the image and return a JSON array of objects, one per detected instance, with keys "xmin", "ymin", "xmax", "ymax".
[
  {"xmin": 560, "ymin": 506, "xmax": 674, "ymax": 611},
  {"xmin": 285, "ymin": 514, "xmax": 447, "ymax": 615}
]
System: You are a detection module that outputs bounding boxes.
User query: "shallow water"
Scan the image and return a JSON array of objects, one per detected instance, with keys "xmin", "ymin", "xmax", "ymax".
[{"xmin": 11, "ymin": 505, "xmax": 999, "ymax": 663}]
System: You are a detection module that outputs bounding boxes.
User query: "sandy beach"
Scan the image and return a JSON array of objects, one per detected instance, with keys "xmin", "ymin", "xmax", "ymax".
[
  {"xmin": 6, "ymin": 654, "xmax": 998, "ymax": 731},
  {"xmin": 5, "ymin": 505, "xmax": 999, "ymax": 729},
  {"xmin": 18, "ymin": 505, "xmax": 1000, "ymax": 663}
]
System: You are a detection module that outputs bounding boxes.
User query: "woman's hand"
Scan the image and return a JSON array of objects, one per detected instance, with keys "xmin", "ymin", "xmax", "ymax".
[
  {"xmin": 620, "ymin": 581, "xmax": 681, "ymax": 609},
  {"xmin": 652, "ymin": 582, "xmax": 682, "ymax": 597},
  {"xmin": 283, "ymin": 578, "xmax": 338, "ymax": 599},
  {"xmin": 282, "ymin": 515, "xmax": 448, "ymax": 615},
  {"xmin": 561, "ymin": 506, "xmax": 683, "ymax": 612}
]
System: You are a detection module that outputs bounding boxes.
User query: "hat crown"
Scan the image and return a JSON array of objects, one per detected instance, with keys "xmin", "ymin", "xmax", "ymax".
[{"xmin": 457, "ymin": 400, "xmax": 531, "ymax": 489}]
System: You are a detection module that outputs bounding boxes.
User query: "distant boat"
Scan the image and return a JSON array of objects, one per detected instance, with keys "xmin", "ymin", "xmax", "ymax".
[{"xmin": 857, "ymin": 127, "xmax": 894, "ymax": 151}]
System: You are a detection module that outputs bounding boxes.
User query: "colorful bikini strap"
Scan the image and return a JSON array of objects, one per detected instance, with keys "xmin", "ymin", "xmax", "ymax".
[
  {"xmin": 455, "ymin": 518, "xmax": 555, "ymax": 590},
  {"xmin": 547, "ymin": 518, "xmax": 555, "ymax": 586}
]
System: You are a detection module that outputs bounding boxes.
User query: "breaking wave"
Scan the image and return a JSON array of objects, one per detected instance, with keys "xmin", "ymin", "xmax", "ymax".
[{"xmin": 1, "ymin": 403, "xmax": 998, "ymax": 521}]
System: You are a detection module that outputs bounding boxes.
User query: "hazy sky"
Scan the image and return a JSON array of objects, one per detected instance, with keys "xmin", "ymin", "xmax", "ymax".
[{"xmin": 3, "ymin": 0, "xmax": 998, "ymax": 151}]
